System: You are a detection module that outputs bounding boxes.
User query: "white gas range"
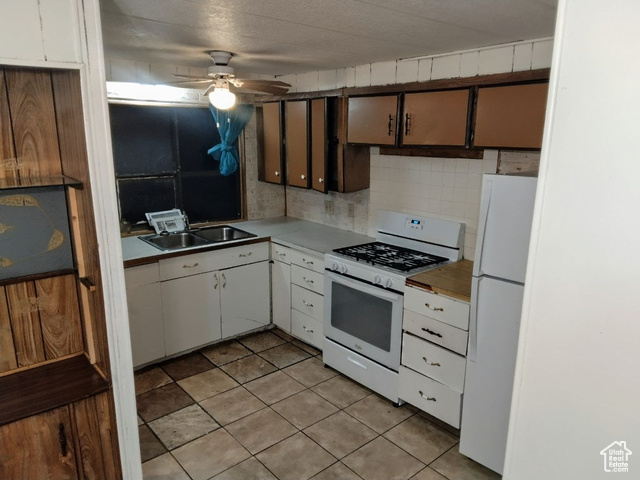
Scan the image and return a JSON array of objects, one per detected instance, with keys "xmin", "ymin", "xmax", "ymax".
[{"xmin": 323, "ymin": 210, "xmax": 465, "ymax": 404}]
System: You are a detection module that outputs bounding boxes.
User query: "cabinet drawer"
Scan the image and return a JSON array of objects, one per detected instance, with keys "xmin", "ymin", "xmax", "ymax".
[
  {"xmin": 291, "ymin": 284, "xmax": 324, "ymax": 322},
  {"xmin": 271, "ymin": 243, "xmax": 291, "ymax": 264},
  {"xmin": 291, "ymin": 264, "xmax": 324, "ymax": 295},
  {"xmin": 159, "ymin": 251, "xmax": 214, "ymax": 281},
  {"xmin": 125, "ymin": 262, "xmax": 160, "ymax": 287},
  {"xmin": 399, "ymin": 366, "xmax": 462, "ymax": 428},
  {"xmin": 291, "ymin": 309, "xmax": 323, "ymax": 350},
  {"xmin": 403, "ymin": 309, "xmax": 468, "ymax": 356},
  {"xmin": 290, "ymin": 249, "xmax": 324, "ymax": 274},
  {"xmin": 402, "ymin": 333, "xmax": 465, "ymax": 392},
  {"xmin": 404, "ymin": 287, "xmax": 469, "ymax": 330},
  {"xmin": 217, "ymin": 242, "xmax": 269, "ymax": 270}
]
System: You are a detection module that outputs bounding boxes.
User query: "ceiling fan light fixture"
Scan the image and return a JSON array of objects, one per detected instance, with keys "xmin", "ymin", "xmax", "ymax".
[{"xmin": 208, "ymin": 84, "xmax": 236, "ymax": 109}]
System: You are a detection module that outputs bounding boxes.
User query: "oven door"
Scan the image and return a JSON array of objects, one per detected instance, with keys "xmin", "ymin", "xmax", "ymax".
[{"xmin": 324, "ymin": 270, "xmax": 403, "ymax": 370}]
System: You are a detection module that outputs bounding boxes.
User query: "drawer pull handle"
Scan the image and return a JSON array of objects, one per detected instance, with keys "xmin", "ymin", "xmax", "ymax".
[
  {"xmin": 387, "ymin": 114, "xmax": 393, "ymax": 136},
  {"xmin": 239, "ymin": 252, "xmax": 252, "ymax": 257},
  {"xmin": 421, "ymin": 328, "xmax": 443, "ymax": 338},
  {"xmin": 302, "ymin": 300, "xmax": 314, "ymax": 307},
  {"xmin": 303, "ymin": 277, "xmax": 314, "ymax": 284},
  {"xmin": 423, "ymin": 356, "xmax": 441, "ymax": 367},
  {"xmin": 214, "ymin": 273, "xmax": 218, "ymax": 289},
  {"xmin": 302, "ymin": 325, "xmax": 314, "ymax": 333},
  {"xmin": 419, "ymin": 391, "xmax": 437, "ymax": 402},
  {"xmin": 277, "ymin": 252, "xmax": 286, "ymax": 257},
  {"xmin": 303, "ymin": 259, "xmax": 314, "ymax": 265},
  {"xmin": 425, "ymin": 303, "xmax": 444, "ymax": 312},
  {"xmin": 222, "ymin": 272, "xmax": 227, "ymax": 288},
  {"xmin": 348, "ymin": 356, "xmax": 368, "ymax": 369},
  {"xmin": 183, "ymin": 263, "xmax": 199, "ymax": 268}
]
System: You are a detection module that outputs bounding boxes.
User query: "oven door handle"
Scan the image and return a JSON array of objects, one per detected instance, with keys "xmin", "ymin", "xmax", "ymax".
[{"xmin": 326, "ymin": 271, "xmax": 402, "ymax": 301}]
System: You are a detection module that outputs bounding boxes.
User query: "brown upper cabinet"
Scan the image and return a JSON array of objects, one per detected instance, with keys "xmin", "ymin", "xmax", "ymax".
[
  {"xmin": 259, "ymin": 101, "xmax": 284, "ymax": 184},
  {"xmin": 347, "ymin": 95, "xmax": 399, "ymax": 145},
  {"xmin": 258, "ymin": 97, "xmax": 369, "ymax": 193},
  {"xmin": 473, "ymin": 83, "xmax": 549, "ymax": 149},
  {"xmin": 285, "ymin": 100, "xmax": 310, "ymax": 188},
  {"xmin": 402, "ymin": 90, "xmax": 470, "ymax": 147}
]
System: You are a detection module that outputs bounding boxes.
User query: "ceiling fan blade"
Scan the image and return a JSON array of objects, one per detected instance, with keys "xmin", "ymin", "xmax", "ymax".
[
  {"xmin": 231, "ymin": 84, "xmax": 289, "ymax": 95},
  {"xmin": 168, "ymin": 79, "xmax": 214, "ymax": 85},
  {"xmin": 235, "ymin": 79, "xmax": 291, "ymax": 88},
  {"xmin": 174, "ymin": 74, "xmax": 211, "ymax": 80}
]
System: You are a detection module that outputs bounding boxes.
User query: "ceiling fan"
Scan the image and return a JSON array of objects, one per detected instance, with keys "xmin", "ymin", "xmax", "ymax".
[{"xmin": 173, "ymin": 51, "xmax": 291, "ymax": 109}]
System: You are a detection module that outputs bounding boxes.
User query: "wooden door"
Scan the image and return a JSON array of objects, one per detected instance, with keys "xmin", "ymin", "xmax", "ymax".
[
  {"xmin": 0, "ymin": 406, "xmax": 79, "ymax": 479},
  {"xmin": 261, "ymin": 102, "xmax": 283, "ymax": 184},
  {"xmin": 402, "ymin": 90, "xmax": 470, "ymax": 146},
  {"xmin": 286, "ymin": 100, "xmax": 309, "ymax": 188},
  {"xmin": 310, "ymin": 98, "xmax": 328, "ymax": 193},
  {"xmin": 221, "ymin": 261, "xmax": 270, "ymax": 338},
  {"xmin": 347, "ymin": 95, "xmax": 399, "ymax": 145},
  {"xmin": 161, "ymin": 272, "xmax": 221, "ymax": 356},
  {"xmin": 473, "ymin": 83, "xmax": 549, "ymax": 148}
]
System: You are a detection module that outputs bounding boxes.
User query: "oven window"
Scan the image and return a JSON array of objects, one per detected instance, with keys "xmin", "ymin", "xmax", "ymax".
[{"xmin": 331, "ymin": 283, "xmax": 393, "ymax": 352}]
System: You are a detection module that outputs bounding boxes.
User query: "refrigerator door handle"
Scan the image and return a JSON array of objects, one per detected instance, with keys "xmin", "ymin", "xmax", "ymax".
[
  {"xmin": 468, "ymin": 276, "xmax": 481, "ymax": 362},
  {"xmin": 473, "ymin": 179, "xmax": 493, "ymax": 278}
]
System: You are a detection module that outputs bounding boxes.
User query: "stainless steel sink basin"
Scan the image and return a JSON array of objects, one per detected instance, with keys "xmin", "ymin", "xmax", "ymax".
[
  {"xmin": 193, "ymin": 225, "xmax": 256, "ymax": 243},
  {"xmin": 140, "ymin": 232, "xmax": 210, "ymax": 251}
]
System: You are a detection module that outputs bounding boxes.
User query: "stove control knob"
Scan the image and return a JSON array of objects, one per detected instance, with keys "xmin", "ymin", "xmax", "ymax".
[
  {"xmin": 340, "ymin": 264, "xmax": 349, "ymax": 274},
  {"xmin": 331, "ymin": 262, "xmax": 339, "ymax": 271},
  {"xmin": 384, "ymin": 278, "xmax": 393, "ymax": 289},
  {"xmin": 374, "ymin": 275, "xmax": 382, "ymax": 285}
]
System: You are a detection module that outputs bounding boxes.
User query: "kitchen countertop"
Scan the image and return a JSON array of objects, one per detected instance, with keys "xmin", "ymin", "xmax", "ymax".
[
  {"xmin": 121, "ymin": 216, "xmax": 374, "ymax": 266},
  {"xmin": 406, "ymin": 259, "xmax": 474, "ymax": 303}
]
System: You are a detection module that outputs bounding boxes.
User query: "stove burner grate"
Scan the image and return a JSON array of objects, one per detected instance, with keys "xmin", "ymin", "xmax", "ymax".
[{"xmin": 333, "ymin": 242, "xmax": 448, "ymax": 272}]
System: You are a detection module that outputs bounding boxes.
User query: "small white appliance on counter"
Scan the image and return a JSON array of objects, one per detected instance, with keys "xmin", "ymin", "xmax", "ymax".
[
  {"xmin": 145, "ymin": 209, "xmax": 187, "ymax": 234},
  {"xmin": 459, "ymin": 173, "xmax": 538, "ymax": 474},
  {"xmin": 323, "ymin": 210, "xmax": 465, "ymax": 403}
]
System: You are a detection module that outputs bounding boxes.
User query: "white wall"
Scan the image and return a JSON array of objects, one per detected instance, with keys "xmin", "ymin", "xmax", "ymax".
[{"xmin": 504, "ymin": 1, "xmax": 640, "ymax": 478}]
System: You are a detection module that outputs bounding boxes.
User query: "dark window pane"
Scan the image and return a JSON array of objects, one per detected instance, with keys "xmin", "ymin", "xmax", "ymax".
[
  {"xmin": 176, "ymin": 107, "xmax": 221, "ymax": 173},
  {"xmin": 181, "ymin": 172, "xmax": 240, "ymax": 222},
  {"xmin": 110, "ymin": 105, "xmax": 177, "ymax": 177},
  {"xmin": 117, "ymin": 177, "xmax": 177, "ymax": 225}
]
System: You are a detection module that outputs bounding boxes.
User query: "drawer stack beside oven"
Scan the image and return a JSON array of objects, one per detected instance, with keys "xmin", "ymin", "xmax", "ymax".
[
  {"xmin": 399, "ymin": 286, "xmax": 470, "ymax": 428},
  {"xmin": 289, "ymin": 249, "xmax": 325, "ymax": 349}
]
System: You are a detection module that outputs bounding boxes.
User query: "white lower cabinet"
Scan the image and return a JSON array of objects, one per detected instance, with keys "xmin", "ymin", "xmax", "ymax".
[
  {"xmin": 221, "ymin": 261, "xmax": 270, "ymax": 338},
  {"xmin": 400, "ymin": 285, "xmax": 470, "ymax": 428},
  {"xmin": 125, "ymin": 242, "xmax": 270, "ymax": 365},
  {"xmin": 271, "ymin": 244, "xmax": 291, "ymax": 332},
  {"xmin": 125, "ymin": 263, "xmax": 165, "ymax": 367},
  {"xmin": 162, "ymin": 272, "xmax": 222, "ymax": 357}
]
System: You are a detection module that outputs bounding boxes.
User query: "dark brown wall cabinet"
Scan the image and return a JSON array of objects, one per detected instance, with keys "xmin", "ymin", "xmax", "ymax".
[
  {"xmin": 258, "ymin": 97, "xmax": 369, "ymax": 193},
  {"xmin": 473, "ymin": 83, "xmax": 549, "ymax": 148},
  {"xmin": 402, "ymin": 90, "xmax": 470, "ymax": 146},
  {"xmin": 259, "ymin": 101, "xmax": 284, "ymax": 184},
  {"xmin": 285, "ymin": 100, "xmax": 309, "ymax": 188},
  {"xmin": 347, "ymin": 95, "xmax": 399, "ymax": 145}
]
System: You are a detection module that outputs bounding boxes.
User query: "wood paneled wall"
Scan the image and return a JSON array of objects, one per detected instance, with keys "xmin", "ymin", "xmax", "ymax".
[{"xmin": 0, "ymin": 67, "xmax": 111, "ymax": 377}]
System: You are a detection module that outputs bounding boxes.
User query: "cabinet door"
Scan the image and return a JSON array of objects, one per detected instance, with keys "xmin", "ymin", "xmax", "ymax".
[
  {"xmin": 221, "ymin": 261, "xmax": 270, "ymax": 338},
  {"xmin": 0, "ymin": 406, "xmax": 79, "ymax": 479},
  {"xmin": 473, "ymin": 83, "xmax": 548, "ymax": 148},
  {"xmin": 347, "ymin": 95, "xmax": 398, "ymax": 145},
  {"xmin": 311, "ymin": 98, "xmax": 328, "ymax": 193},
  {"xmin": 162, "ymin": 272, "xmax": 221, "ymax": 356},
  {"xmin": 286, "ymin": 100, "xmax": 309, "ymax": 188},
  {"xmin": 402, "ymin": 90, "xmax": 469, "ymax": 146},
  {"xmin": 126, "ymin": 283, "xmax": 165, "ymax": 367},
  {"xmin": 261, "ymin": 102, "xmax": 283, "ymax": 184},
  {"xmin": 271, "ymin": 260, "xmax": 291, "ymax": 332}
]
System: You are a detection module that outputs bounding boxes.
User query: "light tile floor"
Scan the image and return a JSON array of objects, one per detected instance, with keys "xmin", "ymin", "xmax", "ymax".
[{"xmin": 136, "ymin": 329, "xmax": 501, "ymax": 480}]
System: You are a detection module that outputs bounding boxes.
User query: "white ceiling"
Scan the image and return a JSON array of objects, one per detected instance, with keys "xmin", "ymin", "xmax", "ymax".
[{"xmin": 100, "ymin": 0, "xmax": 558, "ymax": 77}]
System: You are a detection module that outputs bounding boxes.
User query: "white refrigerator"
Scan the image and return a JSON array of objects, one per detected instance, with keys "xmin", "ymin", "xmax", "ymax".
[{"xmin": 459, "ymin": 173, "xmax": 538, "ymax": 474}]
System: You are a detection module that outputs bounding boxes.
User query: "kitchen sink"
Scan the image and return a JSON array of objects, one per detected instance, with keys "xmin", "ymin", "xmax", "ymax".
[
  {"xmin": 193, "ymin": 225, "xmax": 256, "ymax": 243},
  {"xmin": 140, "ymin": 232, "xmax": 210, "ymax": 251}
]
